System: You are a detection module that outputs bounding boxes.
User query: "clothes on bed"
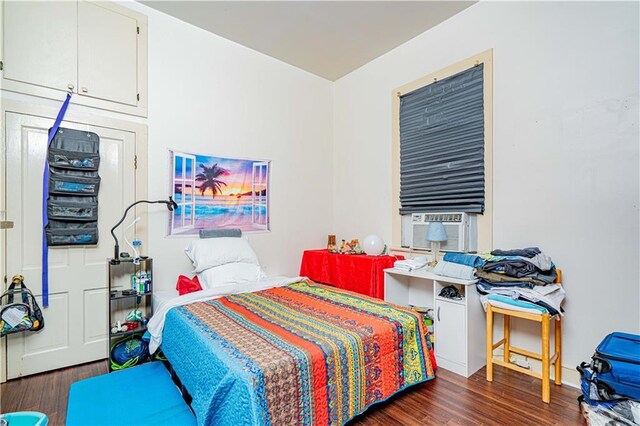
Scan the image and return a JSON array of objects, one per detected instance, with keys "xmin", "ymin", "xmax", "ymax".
[
  {"xmin": 431, "ymin": 260, "xmax": 476, "ymax": 281},
  {"xmin": 160, "ymin": 281, "xmax": 435, "ymax": 426}
]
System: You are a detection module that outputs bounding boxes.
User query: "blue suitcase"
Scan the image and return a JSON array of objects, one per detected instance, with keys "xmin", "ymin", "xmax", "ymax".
[{"xmin": 591, "ymin": 332, "xmax": 640, "ymax": 400}]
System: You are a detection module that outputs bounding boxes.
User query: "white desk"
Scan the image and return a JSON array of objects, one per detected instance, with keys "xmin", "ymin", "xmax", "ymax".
[{"xmin": 384, "ymin": 267, "xmax": 485, "ymax": 378}]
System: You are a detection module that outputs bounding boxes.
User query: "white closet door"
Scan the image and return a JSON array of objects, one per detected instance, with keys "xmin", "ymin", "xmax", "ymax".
[
  {"xmin": 4, "ymin": 112, "xmax": 136, "ymax": 378},
  {"xmin": 3, "ymin": 1, "xmax": 77, "ymax": 92},
  {"xmin": 78, "ymin": 1, "xmax": 138, "ymax": 106}
]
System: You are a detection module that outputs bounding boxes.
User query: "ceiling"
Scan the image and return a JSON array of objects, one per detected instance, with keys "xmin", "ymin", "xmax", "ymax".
[{"xmin": 141, "ymin": 1, "xmax": 476, "ymax": 81}]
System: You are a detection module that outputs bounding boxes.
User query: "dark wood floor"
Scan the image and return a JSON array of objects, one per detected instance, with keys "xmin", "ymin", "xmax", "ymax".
[{"xmin": 1, "ymin": 361, "xmax": 583, "ymax": 425}]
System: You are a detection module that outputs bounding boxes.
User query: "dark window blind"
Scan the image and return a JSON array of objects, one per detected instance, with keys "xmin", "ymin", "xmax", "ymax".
[{"xmin": 399, "ymin": 64, "xmax": 484, "ymax": 214}]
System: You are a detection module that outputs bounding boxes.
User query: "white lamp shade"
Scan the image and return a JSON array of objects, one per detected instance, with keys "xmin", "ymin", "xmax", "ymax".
[
  {"xmin": 425, "ymin": 222, "xmax": 447, "ymax": 242},
  {"xmin": 362, "ymin": 235, "xmax": 385, "ymax": 255}
]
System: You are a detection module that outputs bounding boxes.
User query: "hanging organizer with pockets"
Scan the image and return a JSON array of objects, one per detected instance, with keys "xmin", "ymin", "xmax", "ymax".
[{"xmin": 45, "ymin": 128, "xmax": 101, "ymax": 246}]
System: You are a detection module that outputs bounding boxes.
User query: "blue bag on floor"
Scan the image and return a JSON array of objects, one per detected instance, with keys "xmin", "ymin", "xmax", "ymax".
[{"xmin": 591, "ymin": 332, "xmax": 640, "ymax": 401}]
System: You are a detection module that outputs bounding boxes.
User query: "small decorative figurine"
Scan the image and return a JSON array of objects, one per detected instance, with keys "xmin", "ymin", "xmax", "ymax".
[
  {"xmin": 327, "ymin": 235, "xmax": 337, "ymax": 252},
  {"xmin": 327, "ymin": 236, "xmax": 364, "ymax": 254}
]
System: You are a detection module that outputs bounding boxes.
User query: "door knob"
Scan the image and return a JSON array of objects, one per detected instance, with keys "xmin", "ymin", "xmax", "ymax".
[
  {"xmin": 81, "ymin": 87, "xmax": 88, "ymax": 93},
  {"xmin": 0, "ymin": 220, "xmax": 14, "ymax": 229},
  {"xmin": 67, "ymin": 83, "xmax": 74, "ymax": 92}
]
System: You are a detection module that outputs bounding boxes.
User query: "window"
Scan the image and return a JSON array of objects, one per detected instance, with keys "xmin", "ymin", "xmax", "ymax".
[
  {"xmin": 392, "ymin": 50, "xmax": 493, "ymax": 251},
  {"xmin": 399, "ymin": 64, "xmax": 485, "ymax": 214}
]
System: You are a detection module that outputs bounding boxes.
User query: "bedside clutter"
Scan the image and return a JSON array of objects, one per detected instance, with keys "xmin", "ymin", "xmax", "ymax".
[{"xmin": 385, "ymin": 246, "xmax": 565, "ymax": 383}]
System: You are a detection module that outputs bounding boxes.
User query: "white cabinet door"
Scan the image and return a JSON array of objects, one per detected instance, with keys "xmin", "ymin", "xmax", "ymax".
[
  {"xmin": 435, "ymin": 299, "xmax": 466, "ymax": 366},
  {"xmin": 78, "ymin": 1, "xmax": 138, "ymax": 106},
  {"xmin": 3, "ymin": 1, "xmax": 77, "ymax": 91}
]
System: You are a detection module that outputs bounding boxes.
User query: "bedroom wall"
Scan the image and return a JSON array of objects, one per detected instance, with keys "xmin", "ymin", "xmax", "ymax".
[
  {"xmin": 126, "ymin": 2, "xmax": 334, "ymax": 291},
  {"xmin": 332, "ymin": 1, "xmax": 639, "ymax": 383}
]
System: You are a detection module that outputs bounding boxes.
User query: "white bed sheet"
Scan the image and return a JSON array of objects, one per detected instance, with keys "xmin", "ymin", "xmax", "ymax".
[{"xmin": 153, "ymin": 290, "xmax": 178, "ymax": 310}]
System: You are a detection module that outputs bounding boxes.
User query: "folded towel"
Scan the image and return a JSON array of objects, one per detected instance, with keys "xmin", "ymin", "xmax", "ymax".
[
  {"xmin": 431, "ymin": 260, "xmax": 476, "ymax": 281},
  {"xmin": 443, "ymin": 252, "xmax": 485, "ymax": 268},
  {"xmin": 394, "ymin": 257, "xmax": 428, "ymax": 272}
]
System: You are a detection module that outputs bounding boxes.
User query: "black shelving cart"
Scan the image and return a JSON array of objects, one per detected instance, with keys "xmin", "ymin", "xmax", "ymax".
[{"xmin": 107, "ymin": 257, "xmax": 153, "ymax": 372}]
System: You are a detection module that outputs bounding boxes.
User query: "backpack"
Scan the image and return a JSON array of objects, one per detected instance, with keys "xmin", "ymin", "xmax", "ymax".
[{"xmin": 0, "ymin": 275, "xmax": 45, "ymax": 337}]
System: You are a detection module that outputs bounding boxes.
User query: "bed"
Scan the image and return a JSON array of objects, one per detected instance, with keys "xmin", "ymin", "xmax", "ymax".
[
  {"xmin": 146, "ymin": 239, "xmax": 435, "ymax": 425},
  {"xmin": 150, "ymin": 280, "xmax": 435, "ymax": 425}
]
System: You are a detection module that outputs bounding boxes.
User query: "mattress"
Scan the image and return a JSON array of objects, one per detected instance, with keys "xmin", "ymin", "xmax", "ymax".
[{"xmin": 160, "ymin": 281, "xmax": 435, "ymax": 426}]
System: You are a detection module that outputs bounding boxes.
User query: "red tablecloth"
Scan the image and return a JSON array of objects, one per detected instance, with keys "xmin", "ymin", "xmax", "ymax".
[{"xmin": 299, "ymin": 249, "xmax": 403, "ymax": 299}]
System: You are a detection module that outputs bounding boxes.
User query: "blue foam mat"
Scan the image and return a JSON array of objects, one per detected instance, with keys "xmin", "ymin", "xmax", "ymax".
[{"xmin": 66, "ymin": 362, "xmax": 196, "ymax": 426}]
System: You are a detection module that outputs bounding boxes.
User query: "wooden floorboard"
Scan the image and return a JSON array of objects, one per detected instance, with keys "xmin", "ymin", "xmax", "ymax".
[{"xmin": 1, "ymin": 361, "xmax": 582, "ymax": 425}]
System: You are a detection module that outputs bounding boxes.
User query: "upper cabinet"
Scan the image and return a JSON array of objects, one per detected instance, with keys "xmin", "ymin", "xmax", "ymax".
[
  {"xmin": 2, "ymin": 1, "xmax": 148, "ymax": 117},
  {"xmin": 3, "ymin": 2, "xmax": 78, "ymax": 93}
]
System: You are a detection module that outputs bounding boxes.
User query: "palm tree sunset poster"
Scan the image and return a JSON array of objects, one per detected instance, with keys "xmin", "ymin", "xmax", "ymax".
[{"xmin": 169, "ymin": 150, "xmax": 270, "ymax": 235}]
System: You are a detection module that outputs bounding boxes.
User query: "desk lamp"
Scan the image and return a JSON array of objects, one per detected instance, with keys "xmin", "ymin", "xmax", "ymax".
[
  {"xmin": 110, "ymin": 197, "xmax": 177, "ymax": 264},
  {"xmin": 425, "ymin": 221, "xmax": 447, "ymax": 265}
]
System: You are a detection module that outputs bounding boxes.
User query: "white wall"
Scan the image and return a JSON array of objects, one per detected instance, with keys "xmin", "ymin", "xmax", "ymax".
[
  {"xmin": 126, "ymin": 3, "xmax": 334, "ymax": 291},
  {"xmin": 333, "ymin": 1, "xmax": 640, "ymax": 378}
]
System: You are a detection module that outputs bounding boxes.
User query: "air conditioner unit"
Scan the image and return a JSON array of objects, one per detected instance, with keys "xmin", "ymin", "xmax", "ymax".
[{"xmin": 410, "ymin": 212, "xmax": 477, "ymax": 253}]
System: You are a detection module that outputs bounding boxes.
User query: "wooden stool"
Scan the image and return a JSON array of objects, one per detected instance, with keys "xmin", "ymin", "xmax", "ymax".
[{"xmin": 485, "ymin": 270, "xmax": 562, "ymax": 403}]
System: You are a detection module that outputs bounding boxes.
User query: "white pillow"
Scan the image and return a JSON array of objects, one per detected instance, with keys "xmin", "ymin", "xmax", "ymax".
[
  {"xmin": 185, "ymin": 237, "xmax": 260, "ymax": 273},
  {"xmin": 197, "ymin": 263, "xmax": 266, "ymax": 290}
]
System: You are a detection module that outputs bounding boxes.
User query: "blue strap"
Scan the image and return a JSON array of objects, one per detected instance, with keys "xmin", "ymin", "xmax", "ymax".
[{"xmin": 42, "ymin": 93, "xmax": 71, "ymax": 307}]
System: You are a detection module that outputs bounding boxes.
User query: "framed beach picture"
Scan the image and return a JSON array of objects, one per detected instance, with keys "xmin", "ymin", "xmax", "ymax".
[{"xmin": 169, "ymin": 150, "xmax": 270, "ymax": 236}]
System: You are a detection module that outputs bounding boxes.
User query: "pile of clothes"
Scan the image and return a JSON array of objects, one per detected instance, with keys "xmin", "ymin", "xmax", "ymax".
[
  {"xmin": 478, "ymin": 247, "xmax": 564, "ymax": 316},
  {"xmin": 437, "ymin": 248, "xmax": 566, "ymax": 316}
]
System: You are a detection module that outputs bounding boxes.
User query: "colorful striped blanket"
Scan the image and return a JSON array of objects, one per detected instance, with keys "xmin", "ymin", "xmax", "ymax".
[{"xmin": 161, "ymin": 281, "xmax": 435, "ymax": 425}]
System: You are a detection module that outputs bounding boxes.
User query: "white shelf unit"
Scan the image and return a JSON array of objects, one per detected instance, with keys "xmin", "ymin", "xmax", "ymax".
[{"xmin": 384, "ymin": 267, "xmax": 486, "ymax": 378}]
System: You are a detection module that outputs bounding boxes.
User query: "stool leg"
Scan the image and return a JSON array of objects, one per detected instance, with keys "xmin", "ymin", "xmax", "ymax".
[
  {"xmin": 503, "ymin": 315, "xmax": 511, "ymax": 363},
  {"xmin": 541, "ymin": 314, "xmax": 550, "ymax": 403},
  {"xmin": 486, "ymin": 304, "xmax": 494, "ymax": 382},
  {"xmin": 555, "ymin": 316, "xmax": 562, "ymax": 385}
]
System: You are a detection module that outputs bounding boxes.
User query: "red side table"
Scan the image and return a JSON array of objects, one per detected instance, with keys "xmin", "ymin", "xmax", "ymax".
[{"xmin": 299, "ymin": 249, "xmax": 403, "ymax": 299}]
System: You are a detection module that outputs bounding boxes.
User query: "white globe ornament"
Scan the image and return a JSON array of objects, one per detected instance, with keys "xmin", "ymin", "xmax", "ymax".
[{"xmin": 362, "ymin": 235, "xmax": 385, "ymax": 256}]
